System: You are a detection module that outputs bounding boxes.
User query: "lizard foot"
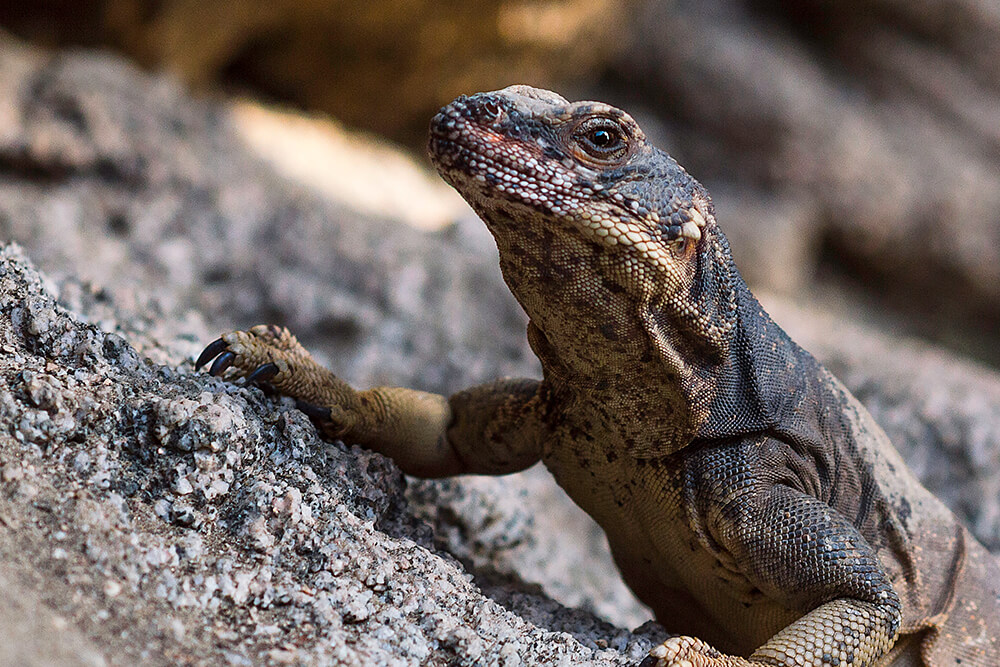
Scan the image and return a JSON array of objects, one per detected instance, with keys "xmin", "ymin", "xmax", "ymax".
[
  {"xmin": 196, "ymin": 325, "xmax": 355, "ymax": 438},
  {"xmin": 640, "ymin": 637, "xmax": 754, "ymax": 667}
]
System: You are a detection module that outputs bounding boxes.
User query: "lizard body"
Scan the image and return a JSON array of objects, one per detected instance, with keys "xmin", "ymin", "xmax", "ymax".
[{"xmin": 197, "ymin": 86, "xmax": 1000, "ymax": 665}]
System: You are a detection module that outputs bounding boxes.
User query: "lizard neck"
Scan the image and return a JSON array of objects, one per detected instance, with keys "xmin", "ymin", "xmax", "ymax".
[
  {"xmin": 693, "ymin": 275, "xmax": 825, "ymax": 443},
  {"xmin": 490, "ymin": 225, "xmax": 705, "ymax": 455},
  {"xmin": 490, "ymin": 209, "xmax": 825, "ymax": 455}
]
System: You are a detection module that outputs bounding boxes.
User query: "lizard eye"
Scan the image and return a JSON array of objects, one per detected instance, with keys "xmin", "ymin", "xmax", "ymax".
[{"xmin": 572, "ymin": 117, "xmax": 629, "ymax": 163}]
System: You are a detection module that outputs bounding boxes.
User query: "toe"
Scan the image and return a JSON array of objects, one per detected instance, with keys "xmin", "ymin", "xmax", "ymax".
[
  {"xmin": 208, "ymin": 350, "xmax": 237, "ymax": 376},
  {"xmin": 295, "ymin": 399, "xmax": 333, "ymax": 422},
  {"xmin": 195, "ymin": 337, "xmax": 228, "ymax": 370},
  {"xmin": 246, "ymin": 362, "xmax": 280, "ymax": 384}
]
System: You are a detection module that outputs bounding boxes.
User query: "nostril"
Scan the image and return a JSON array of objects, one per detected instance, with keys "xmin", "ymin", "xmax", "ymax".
[{"xmin": 481, "ymin": 99, "xmax": 501, "ymax": 122}]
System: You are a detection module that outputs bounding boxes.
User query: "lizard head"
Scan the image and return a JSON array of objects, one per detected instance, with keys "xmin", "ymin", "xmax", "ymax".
[{"xmin": 430, "ymin": 86, "xmax": 738, "ymax": 351}]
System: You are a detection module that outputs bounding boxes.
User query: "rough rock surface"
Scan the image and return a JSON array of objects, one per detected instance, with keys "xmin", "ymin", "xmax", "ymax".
[
  {"xmin": 0, "ymin": 243, "xmax": 656, "ymax": 665},
  {"xmin": 0, "ymin": 32, "xmax": 538, "ymax": 392}
]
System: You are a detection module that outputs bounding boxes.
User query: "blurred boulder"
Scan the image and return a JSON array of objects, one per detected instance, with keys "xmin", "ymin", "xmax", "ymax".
[{"xmin": 0, "ymin": 0, "xmax": 636, "ymax": 142}]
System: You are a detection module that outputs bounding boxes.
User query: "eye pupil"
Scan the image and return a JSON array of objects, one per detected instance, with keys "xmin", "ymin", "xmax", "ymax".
[{"xmin": 591, "ymin": 129, "xmax": 612, "ymax": 146}]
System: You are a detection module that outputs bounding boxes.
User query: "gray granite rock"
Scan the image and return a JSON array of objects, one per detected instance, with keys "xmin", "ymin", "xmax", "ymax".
[{"xmin": 0, "ymin": 243, "xmax": 653, "ymax": 665}]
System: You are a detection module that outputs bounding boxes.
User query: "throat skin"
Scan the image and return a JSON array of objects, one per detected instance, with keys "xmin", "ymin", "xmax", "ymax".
[{"xmin": 483, "ymin": 203, "xmax": 705, "ymax": 457}]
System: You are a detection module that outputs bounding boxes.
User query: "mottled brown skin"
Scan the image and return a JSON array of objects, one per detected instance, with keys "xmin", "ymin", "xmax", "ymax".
[{"xmin": 197, "ymin": 87, "xmax": 1000, "ymax": 666}]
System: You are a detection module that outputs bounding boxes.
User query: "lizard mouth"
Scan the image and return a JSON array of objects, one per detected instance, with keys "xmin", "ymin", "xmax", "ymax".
[{"xmin": 428, "ymin": 94, "xmax": 589, "ymax": 217}]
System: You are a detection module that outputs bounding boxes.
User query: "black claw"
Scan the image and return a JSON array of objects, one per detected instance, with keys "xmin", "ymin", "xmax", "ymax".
[
  {"xmin": 195, "ymin": 338, "xmax": 228, "ymax": 370},
  {"xmin": 295, "ymin": 399, "xmax": 332, "ymax": 422},
  {"xmin": 246, "ymin": 362, "xmax": 279, "ymax": 385},
  {"xmin": 637, "ymin": 656, "xmax": 660, "ymax": 667},
  {"xmin": 208, "ymin": 350, "xmax": 236, "ymax": 376}
]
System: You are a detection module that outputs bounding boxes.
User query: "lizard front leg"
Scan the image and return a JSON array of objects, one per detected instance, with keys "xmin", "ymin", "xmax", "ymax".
[
  {"xmin": 196, "ymin": 326, "xmax": 547, "ymax": 477},
  {"xmin": 644, "ymin": 484, "xmax": 900, "ymax": 667}
]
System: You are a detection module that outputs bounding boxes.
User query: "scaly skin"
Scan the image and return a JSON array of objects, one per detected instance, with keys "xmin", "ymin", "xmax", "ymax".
[{"xmin": 198, "ymin": 87, "xmax": 1000, "ymax": 666}]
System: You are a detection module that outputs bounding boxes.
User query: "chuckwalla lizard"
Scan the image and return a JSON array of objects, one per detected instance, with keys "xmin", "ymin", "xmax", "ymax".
[{"xmin": 197, "ymin": 86, "xmax": 1000, "ymax": 666}]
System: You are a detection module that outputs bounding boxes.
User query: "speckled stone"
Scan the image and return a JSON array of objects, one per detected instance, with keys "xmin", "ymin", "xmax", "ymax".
[{"xmin": 0, "ymin": 243, "xmax": 655, "ymax": 665}]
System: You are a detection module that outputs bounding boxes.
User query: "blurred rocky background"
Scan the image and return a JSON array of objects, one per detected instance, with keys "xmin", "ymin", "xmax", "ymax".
[{"xmin": 2, "ymin": 1, "xmax": 1000, "ymax": 664}]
